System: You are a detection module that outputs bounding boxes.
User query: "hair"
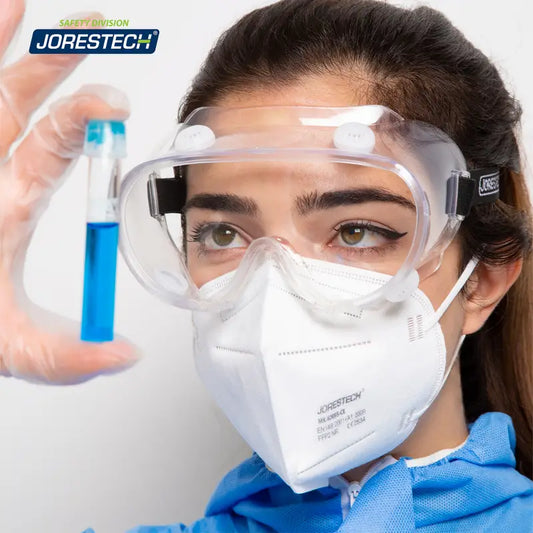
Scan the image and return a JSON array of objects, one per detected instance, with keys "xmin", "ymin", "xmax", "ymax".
[{"xmin": 177, "ymin": 0, "xmax": 532, "ymax": 477}]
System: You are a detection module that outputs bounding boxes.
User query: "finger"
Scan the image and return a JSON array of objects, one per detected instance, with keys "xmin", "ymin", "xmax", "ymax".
[
  {"xmin": 0, "ymin": 293, "xmax": 142, "ymax": 384},
  {"xmin": 52, "ymin": 335, "xmax": 141, "ymax": 385},
  {"xmin": 7, "ymin": 84, "xmax": 129, "ymax": 218},
  {"xmin": 1, "ymin": 86, "xmax": 128, "ymax": 278},
  {"xmin": 0, "ymin": 0, "xmax": 25, "ymax": 61},
  {"xmin": 0, "ymin": 11, "xmax": 103, "ymax": 158},
  {"xmin": 4, "ymin": 329, "xmax": 142, "ymax": 385}
]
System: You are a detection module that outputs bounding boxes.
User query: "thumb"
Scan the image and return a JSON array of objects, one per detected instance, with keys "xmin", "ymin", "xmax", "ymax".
[
  {"xmin": 1, "ymin": 300, "xmax": 142, "ymax": 385},
  {"xmin": 59, "ymin": 336, "xmax": 143, "ymax": 384},
  {"xmin": 5, "ymin": 332, "xmax": 142, "ymax": 385}
]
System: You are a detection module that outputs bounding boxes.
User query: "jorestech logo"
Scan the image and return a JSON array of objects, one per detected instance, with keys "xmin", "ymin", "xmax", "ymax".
[{"xmin": 30, "ymin": 20, "xmax": 158, "ymax": 54}]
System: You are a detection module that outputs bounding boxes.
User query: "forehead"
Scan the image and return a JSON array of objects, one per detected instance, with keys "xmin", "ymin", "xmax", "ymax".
[
  {"xmin": 212, "ymin": 72, "xmax": 372, "ymax": 108},
  {"xmin": 186, "ymin": 160, "xmax": 414, "ymax": 208},
  {"xmin": 185, "ymin": 74, "xmax": 413, "ymax": 200}
]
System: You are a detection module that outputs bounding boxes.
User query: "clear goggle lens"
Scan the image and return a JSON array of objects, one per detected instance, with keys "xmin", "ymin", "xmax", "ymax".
[{"xmin": 119, "ymin": 105, "xmax": 470, "ymax": 311}]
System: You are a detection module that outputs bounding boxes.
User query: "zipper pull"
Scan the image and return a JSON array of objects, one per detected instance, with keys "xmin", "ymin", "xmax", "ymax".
[{"xmin": 348, "ymin": 482, "xmax": 361, "ymax": 507}]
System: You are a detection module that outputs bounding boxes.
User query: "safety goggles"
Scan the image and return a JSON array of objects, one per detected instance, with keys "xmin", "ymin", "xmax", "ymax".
[{"xmin": 119, "ymin": 105, "xmax": 499, "ymax": 312}]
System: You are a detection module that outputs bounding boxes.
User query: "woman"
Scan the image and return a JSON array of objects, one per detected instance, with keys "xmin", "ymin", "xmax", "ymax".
[{"xmin": 0, "ymin": 0, "xmax": 531, "ymax": 531}]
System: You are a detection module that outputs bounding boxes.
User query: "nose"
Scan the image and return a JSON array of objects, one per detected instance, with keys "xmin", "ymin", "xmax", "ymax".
[
  {"xmin": 271, "ymin": 235, "xmax": 297, "ymax": 252},
  {"xmin": 272, "ymin": 235, "xmax": 290, "ymax": 246},
  {"xmin": 248, "ymin": 235, "xmax": 312, "ymax": 261}
]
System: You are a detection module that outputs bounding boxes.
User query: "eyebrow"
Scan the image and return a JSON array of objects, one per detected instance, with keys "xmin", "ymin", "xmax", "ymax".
[
  {"xmin": 183, "ymin": 193, "xmax": 258, "ymax": 215},
  {"xmin": 295, "ymin": 188, "xmax": 416, "ymax": 215},
  {"xmin": 183, "ymin": 188, "xmax": 415, "ymax": 216}
]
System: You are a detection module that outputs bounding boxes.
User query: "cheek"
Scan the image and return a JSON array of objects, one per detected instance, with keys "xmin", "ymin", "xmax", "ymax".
[
  {"xmin": 185, "ymin": 237, "xmax": 244, "ymax": 288},
  {"xmin": 185, "ymin": 245, "xmax": 223, "ymax": 288},
  {"xmin": 186, "ymin": 253, "xmax": 206, "ymax": 288}
]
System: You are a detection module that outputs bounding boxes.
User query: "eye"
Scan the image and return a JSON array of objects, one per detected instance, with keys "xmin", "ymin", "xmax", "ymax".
[
  {"xmin": 331, "ymin": 221, "xmax": 407, "ymax": 250},
  {"xmin": 211, "ymin": 226, "xmax": 238, "ymax": 247},
  {"xmin": 339, "ymin": 225, "xmax": 366, "ymax": 246},
  {"xmin": 190, "ymin": 223, "xmax": 248, "ymax": 250}
]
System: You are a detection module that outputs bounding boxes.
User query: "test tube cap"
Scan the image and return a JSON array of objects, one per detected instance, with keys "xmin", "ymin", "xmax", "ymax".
[{"xmin": 84, "ymin": 120, "xmax": 127, "ymax": 158}]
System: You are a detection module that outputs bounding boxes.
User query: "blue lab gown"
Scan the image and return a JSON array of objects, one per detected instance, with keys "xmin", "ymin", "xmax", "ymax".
[{"xmin": 93, "ymin": 412, "xmax": 532, "ymax": 532}]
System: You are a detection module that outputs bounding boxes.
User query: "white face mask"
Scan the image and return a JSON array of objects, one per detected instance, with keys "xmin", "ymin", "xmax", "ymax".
[{"xmin": 191, "ymin": 256, "xmax": 476, "ymax": 494}]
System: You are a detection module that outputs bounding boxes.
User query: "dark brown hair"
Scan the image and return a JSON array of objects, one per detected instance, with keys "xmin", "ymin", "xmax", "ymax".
[{"xmin": 178, "ymin": 0, "xmax": 532, "ymax": 477}]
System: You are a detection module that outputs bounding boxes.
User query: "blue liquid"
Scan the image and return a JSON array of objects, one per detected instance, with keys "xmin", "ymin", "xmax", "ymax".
[{"xmin": 81, "ymin": 222, "xmax": 119, "ymax": 342}]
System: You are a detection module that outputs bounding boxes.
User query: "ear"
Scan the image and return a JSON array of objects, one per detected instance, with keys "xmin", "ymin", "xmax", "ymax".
[{"xmin": 462, "ymin": 259, "xmax": 523, "ymax": 335}]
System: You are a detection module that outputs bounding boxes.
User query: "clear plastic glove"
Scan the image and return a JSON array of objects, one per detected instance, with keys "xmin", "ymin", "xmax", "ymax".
[{"xmin": 0, "ymin": 0, "xmax": 140, "ymax": 384}]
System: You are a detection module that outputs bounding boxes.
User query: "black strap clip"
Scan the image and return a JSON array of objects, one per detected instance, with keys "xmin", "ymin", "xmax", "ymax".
[
  {"xmin": 446, "ymin": 168, "xmax": 500, "ymax": 218},
  {"xmin": 147, "ymin": 168, "xmax": 187, "ymax": 218}
]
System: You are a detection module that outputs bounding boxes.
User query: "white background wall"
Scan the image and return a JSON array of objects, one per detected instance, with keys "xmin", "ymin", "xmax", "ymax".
[{"xmin": 1, "ymin": 1, "xmax": 531, "ymax": 532}]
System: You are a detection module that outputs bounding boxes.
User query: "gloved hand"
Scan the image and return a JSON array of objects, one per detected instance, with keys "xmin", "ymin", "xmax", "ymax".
[{"xmin": 0, "ymin": 0, "xmax": 140, "ymax": 384}]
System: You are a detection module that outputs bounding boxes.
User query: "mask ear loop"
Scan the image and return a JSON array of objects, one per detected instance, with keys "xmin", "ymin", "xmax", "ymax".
[
  {"xmin": 426, "ymin": 256, "xmax": 479, "ymax": 330},
  {"xmin": 441, "ymin": 333, "xmax": 465, "ymax": 386},
  {"xmin": 435, "ymin": 255, "xmax": 483, "ymax": 384},
  {"xmin": 432, "ymin": 257, "xmax": 479, "ymax": 391},
  {"xmin": 409, "ymin": 257, "xmax": 479, "ymax": 421}
]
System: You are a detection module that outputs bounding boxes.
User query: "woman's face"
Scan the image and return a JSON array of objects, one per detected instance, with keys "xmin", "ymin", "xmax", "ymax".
[{"xmin": 183, "ymin": 73, "xmax": 467, "ymax": 358}]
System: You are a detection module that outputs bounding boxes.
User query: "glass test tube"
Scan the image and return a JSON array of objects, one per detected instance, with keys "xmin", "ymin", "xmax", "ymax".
[{"xmin": 81, "ymin": 120, "xmax": 126, "ymax": 342}]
